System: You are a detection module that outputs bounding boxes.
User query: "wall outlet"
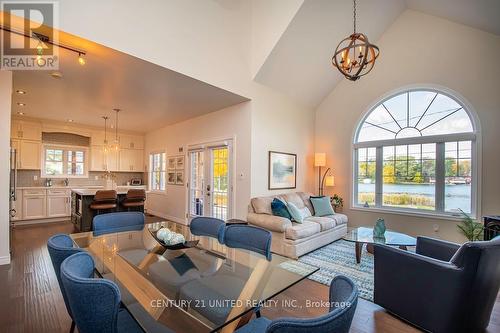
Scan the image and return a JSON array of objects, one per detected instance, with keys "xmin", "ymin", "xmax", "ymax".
[
  {"xmin": 33, "ymin": 175, "xmax": 38, "ymax": 181},
  {"xmin": 433, "ymin": 224, "xmax": 440, "ymax": 232},
  {"xmin": 94, "ymin": 175, "xmax": 99, "ymax": 180}
]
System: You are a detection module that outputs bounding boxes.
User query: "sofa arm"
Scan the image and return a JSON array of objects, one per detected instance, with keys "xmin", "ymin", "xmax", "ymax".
[
  {"xmin": 416, "ymin": 236, "xmax": 460, "ymax": 262},
  {"xmin": 374, "ymin": 244, "xmax": 467, "ymax": 333},
  {"xmin": 247, "ymin": 213, "xmax": 292, "ymax": 233}
]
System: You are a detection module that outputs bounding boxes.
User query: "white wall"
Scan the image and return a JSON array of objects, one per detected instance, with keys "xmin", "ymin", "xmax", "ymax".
[
  {"xmin": 0, "ymin": 71, "xmax": 13, "ymax": 265},
  {"xmin": 315, "ymin": 10, "xmax": 500, "ymax": 242}
]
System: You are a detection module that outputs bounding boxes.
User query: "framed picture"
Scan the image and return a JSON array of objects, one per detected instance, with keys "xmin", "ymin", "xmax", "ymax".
[
  {"xmin": 167, "ymin": 157, "xmax": 176, "ymax": 170},
  {"xmin": 167, "ymin": 172, "xmax": 176, "ymax": 185},
  {"xmin": 175, "ymin": 171, "xmax": 184, "ymax": 185},
  {"xmin": 175, "ymin": 156, "xmax": 184, "ymax": 169},
  {"xmin": 268, "ymin": 151, "xmax": 297, "ymax": 190}
]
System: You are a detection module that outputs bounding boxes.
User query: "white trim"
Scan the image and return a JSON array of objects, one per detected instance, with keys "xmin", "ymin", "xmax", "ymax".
[
  {"xmin": 12, "ymin": 216, "xmax": 70, "ymax": 226},
  {"xmin": 354, "ymin": 133, "xmax": 476, "ymax": 149},
  {"xmin": 350, "ymin": 206, "xmax": 464, "ymax": 222},
  {"xmin": 0, "ymin": 255, "xmax": 11, "ymax": 265}
]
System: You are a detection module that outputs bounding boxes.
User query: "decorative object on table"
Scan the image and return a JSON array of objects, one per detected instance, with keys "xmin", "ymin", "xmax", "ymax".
[
  {"xmin": 175, "ymin": 171, "xmax": 184, "ymax": 185},
  {"xmin": 268, "ymin": 151, "xmax": 297, "ymax": 190},
  {"xmin": 310, "ymin": 196, "xmax": 335, "ymax": 217},
  {"xmin": 457, "ymin": 209, "xmax": 483, "ymax": 241},
  {"xmin": 102, "ymin": 171, "xmax": 117, "ymax": 189},
  {"xmin": 331, "ymin": 0, "xmax": 379, "ymax": 81},
  {"xmin": 314, "ymin": 153, "xmax": 335, "ymax": 196},
  {"xmin": 331, "ymin": 194, "xmax": 344, "ymax": 211},
  {"xmin": 149, "ymin": 227, "xmax": 199, "ymax": 250},
  {"xmin": 373, "ymin": 218, "xmax": 386, "ymax": 238}
]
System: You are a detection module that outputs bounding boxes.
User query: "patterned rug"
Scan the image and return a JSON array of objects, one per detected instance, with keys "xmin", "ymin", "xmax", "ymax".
[{"xmin": 282, "ymin": 240, "xmax": 375, "ymax": 301}]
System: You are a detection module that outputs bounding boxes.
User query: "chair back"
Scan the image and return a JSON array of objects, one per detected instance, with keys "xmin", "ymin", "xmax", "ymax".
[
  {"xmin": 93, "ymin": 190, "xmax": 117, "ymax": 202},
  {"xmin": 47, "ymin": 234, "xmax": 85, "ymax": 317},
  {"xmin": 125, "ymin": 189, "xmax": 146, "ymax": 201},
  {"xmin": 450, "ymin": 236, "xmax": 500, "ymax": 331},
  {"xmin": 267, "ymin": 275, "xmax": 358, "ymax": 333},
  {"xmin": 190, "ymin": 216, "xmax": 225, "ymax": 243},
  {"xmin": 61, "ymin": 252, "xmax": 121, "ymax": 333},
  {"xmin": 93, "ymin": 212, "xmax": 145, "ymax": 236},
  {"xmin": 224, "ymin": 225, "xmax": 272, "ymax": 261}
]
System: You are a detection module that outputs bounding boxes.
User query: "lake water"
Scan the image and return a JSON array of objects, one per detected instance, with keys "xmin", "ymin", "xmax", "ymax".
[{"xmin": 358, "ymin": 183, "xmax": 471, "ymax": 213}]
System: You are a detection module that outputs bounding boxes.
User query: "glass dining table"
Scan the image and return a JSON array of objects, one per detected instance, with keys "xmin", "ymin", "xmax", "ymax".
[{"xmin": 70, "ymin": 221, "xmax": 318, "ymax": 333}]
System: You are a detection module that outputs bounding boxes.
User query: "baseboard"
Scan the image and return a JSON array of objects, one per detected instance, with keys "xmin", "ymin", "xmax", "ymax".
[
  {"xmin": 146, "ymin": 209, "xmax": 187, "ymax": 225},
  {"xmin": 12, "ymin": 217, "xmax": 70, "ymax": 226},
  {"xmin": 0, "ymin": 255, "xmax": 11, "ymax": 265}
]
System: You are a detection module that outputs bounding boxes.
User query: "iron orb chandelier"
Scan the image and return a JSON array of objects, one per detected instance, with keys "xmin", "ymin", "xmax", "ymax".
[
  {"xmin": 332, "ymin": 32, "xmax": 379, "ymax": 81},
  {"xmin": 331, "ymin": 0, "xmax": 379, "ymax": 81}
]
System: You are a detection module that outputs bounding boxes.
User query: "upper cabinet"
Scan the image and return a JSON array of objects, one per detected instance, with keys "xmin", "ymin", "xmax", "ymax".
[
  {"xmin": 120, "ymin": 134, "xmax": 144, "ymax": 149},
  {"xmin": 11, "ymin": 120, "xmax": 42, "ymax": 141}
]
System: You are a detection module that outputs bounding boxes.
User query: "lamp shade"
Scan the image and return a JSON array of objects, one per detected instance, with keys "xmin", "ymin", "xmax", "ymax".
[
  {"xmin": 314, "ymin": 153, "xmax": 326, "ymax": 167},
  {"xmin": 325, "ymin": 175, "xmax": 335, "ymax": 187}
]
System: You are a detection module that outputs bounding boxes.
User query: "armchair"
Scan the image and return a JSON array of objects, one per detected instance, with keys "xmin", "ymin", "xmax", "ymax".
[{"xmin": 374, "ymin": 236, "xmax": 500, "ymax": 333}]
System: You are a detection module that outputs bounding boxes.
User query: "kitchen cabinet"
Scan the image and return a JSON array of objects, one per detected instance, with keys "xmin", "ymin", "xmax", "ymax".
[
  {"xmin": 119, "ymin": 149, "xmax": 144, "ymax": 172},
  {"xmin": 90, "ymin": 145, "xmax": 119, "ymax": 172},
  {"xmin": 120, "ymin": 134, "xmax": 144, "ymax": 149},
  {"xmin": 19, "ymin": 140, "xmax": 41, "ymax": 169},
  {"xmin": 22, "ymin": 189, "xmax": 47, "ymax": 220},
  {"xmin": 47, "ymin": 195, "xmax": 71, "ymax": 217},
  {"xmin": 11, "ymin": 120, "xmax": 42, "ymax": 141}
]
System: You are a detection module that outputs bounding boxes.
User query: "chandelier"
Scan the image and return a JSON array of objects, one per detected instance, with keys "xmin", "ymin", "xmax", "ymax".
[{"xmin": 332, "ymin": 0, "xmax": 379, "ymax": 81}]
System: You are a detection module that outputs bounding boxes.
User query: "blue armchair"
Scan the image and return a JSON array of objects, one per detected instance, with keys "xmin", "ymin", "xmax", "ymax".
[
  {"xmin": 235, "ymin": 275, "xmax": 358, "ymax": 333},
  {"xmin": 47, "ymin": 234, "xmax": 86, "ymax": 333},
  {"xmin": 60, "ymin": 252, "xmax": 143, "ymax": 333},
  {"xmin": 190, "ymin": 216, "xmax": 226, "ymax": 243},
  {"xmin": 374, "ymin": 236, "xmax": 500, "ymax": 333},
  {"xmin": 224, "ymin": 224, "xmax": 272, "ymax": 260},
  {"xmin": 93, "ymin": 212, "xmax": 145, "ymax": 236}
]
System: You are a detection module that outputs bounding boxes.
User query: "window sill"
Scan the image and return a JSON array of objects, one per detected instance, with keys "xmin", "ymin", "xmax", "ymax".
[{"xmin": 350, "ymin": 205, "xmax": 474, "ymax": 221}]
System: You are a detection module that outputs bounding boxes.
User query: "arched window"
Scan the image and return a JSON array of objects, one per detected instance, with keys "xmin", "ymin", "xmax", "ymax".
[{"xmin": 353, "ymin": 89, "xmax": 478, "ymax": 217}]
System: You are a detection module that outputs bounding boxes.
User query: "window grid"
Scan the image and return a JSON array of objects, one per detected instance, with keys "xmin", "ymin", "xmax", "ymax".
[
  {"xmin": 43, "ymin": 146, "xmax": 87, "ymax": 177},
  {"xmin": 149, "ymin": 152, "xmax": 166, "ymax": 191}
]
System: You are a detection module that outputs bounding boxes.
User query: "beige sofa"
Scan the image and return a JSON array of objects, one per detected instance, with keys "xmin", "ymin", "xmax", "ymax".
[{"xmin": 247, "ymin": 192, "xmax": 348, "ymax": 259}]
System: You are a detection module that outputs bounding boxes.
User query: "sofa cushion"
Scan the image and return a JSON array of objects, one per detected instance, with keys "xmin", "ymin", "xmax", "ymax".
[
  {"xmin": 251, "ymin": 196, "xmax": 274, "ymax": 215},
  {"xmin": 297, "ymin": 192, "xmax": 315, "ymax": 215},
  {"xmin": 310, "ymin": 196, "xmax": 335, "ymax": 217},
  {"xmin": 287, "ymin": 202, "xmax": 312, "ymax": 223},
  {"xmin": 305, "ymin": 216, "xmax": 336, "ymax": 231},
  {"xmin": 325, "ymin": 213, "xmax": 348, "ymax": 225},
  {"xmin": 282, "ymin": 192, "xmax": 306, "ymax": 209},
  {"xmin": 285, "ymin": 221, "xmax": 320, "ymax": 240},
  {"xmin": 271, "ymin": 198, "xmax": 292, "ymax": 220}
]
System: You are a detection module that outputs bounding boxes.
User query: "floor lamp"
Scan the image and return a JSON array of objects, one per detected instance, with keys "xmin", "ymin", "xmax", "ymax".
[{"xmin": 315, "ymin": 153, "xmax": 335, "ymax": 196}]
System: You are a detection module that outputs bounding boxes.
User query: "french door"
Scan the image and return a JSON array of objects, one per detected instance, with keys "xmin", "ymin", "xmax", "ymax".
[{"xmin": 188, "ymin": 141, "xmax": 233, "ymax": 221}]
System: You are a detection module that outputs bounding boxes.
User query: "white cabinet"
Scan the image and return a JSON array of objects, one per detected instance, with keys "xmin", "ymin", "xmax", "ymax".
[
  {"xmin": 90, "ymin": 146, "xmax": 119, "ymax": 172},
  {"xmin": 119, "ymin": 149, "xmax": 144, "ymax": 172},
  {"xmin": 19, "ymin": 188, "xmax": 71, "ymax": 221},
  {"xmin": 120, "ymin": 134, "xmax": 144, "ymax": 149},
  {"xmin": 22, "ymin": 189, "xmax": 47, "ymax": 220},
  {"xmin": 47, "ymin": 195, "xmax": 70, "ymax": 217},
  {"xmin": 11, "ymin": 120, "xmax": 42, "ymax": 141},
  {"xmin": 19, "ymin": 140, "xmax": 41, "ymax": 169}
]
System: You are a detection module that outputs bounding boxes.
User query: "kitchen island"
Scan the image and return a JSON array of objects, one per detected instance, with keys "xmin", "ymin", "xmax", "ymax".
[{"xmin": 71, "ymin": 187, "xmax": 146, "ymax": 232}]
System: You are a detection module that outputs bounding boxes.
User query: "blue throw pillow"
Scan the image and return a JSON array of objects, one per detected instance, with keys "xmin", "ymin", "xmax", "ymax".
[
  {"xmin": 271, "ymin": 198, "xmax": 292, "ymax": 220},
  {"xmin": 310, "ymin": 196, "xmax": 335, "ymax": 217}
]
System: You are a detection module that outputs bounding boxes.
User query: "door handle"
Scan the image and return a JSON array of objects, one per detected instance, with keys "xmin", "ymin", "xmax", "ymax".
[
  {"xmin": 206, "ymin": 184, "xmax": 211, "ymax": 196},
  {"xmin": 10, "ymin": 209, "xmax": 16, "ymax": 218}
]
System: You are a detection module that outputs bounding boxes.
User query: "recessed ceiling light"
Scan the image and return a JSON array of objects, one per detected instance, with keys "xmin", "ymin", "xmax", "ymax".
[
  {"xmin": 50, "ymin": 71, "xmax": 63, "ymax": 79},
  {"xmin": 17, "ymin": 102, "xmax": 26, "ymax": 106},
  {"xmin": 16, "ymin": 90, "xmax": 26, "ymax": 94},
  {"xmin": 67, "ymin": 119, "xmax": 74, "ymax": 122},
  {"xmin": 17, "ymin": 111, "xmax": 25, "ymax": 115}
]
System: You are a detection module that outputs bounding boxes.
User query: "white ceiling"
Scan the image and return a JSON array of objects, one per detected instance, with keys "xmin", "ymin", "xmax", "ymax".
[{"xmin": 12, "ymin": 38, "xmax": 249, "ymax": 133}]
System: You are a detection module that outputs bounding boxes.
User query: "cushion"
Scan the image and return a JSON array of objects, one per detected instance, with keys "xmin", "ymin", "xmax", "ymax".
[
  {"xmin": 287, "ymin": 202, "xmax": 312, "ymax": 223},
  {"xmin": 324, "ymin": 213, "xmax": 348, "ymax": 225},
  {"xmin": 271, "ymin": 198, "xmax": 292, "ymax": 220},
  {"xmin": 235, "ymin": 317, "xmax": 272, "ymax": 333},
  {"xmin": 310, "ymin": 196, "xmax": 335, "ymax": 216},
  {"xmin": 285, "ymin": 221, "xmax": 321, "ymax": 240},
  {"xmin": 282, "ymin": 192, "xmax": 306, "ymax": 209},
  {"xmin": 305, "ymin": 216, "xmax": 336, "ymax": 231},
  {"xmin": 298, "ymin": 192, "xmax": 316, "ymax": 214},
  {"xmin": 251, "ymin": 196, "xmax": 274, "ymax": 215}
]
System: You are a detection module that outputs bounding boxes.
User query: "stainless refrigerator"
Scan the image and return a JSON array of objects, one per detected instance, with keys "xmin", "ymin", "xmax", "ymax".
[{"xmin": 9, "ymin": 147, "xmax": 18, "ymax": 254}]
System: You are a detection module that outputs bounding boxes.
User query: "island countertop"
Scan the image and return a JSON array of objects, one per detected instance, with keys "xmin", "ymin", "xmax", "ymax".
[{"xmin": 71, "ymin": 186, "xmax": 147, "ymax": 196}]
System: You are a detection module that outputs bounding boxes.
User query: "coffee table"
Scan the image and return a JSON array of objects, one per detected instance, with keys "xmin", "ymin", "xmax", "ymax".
[{"xmin": 342, "ymin": 227, "xmax": 417, "ymax": 263}]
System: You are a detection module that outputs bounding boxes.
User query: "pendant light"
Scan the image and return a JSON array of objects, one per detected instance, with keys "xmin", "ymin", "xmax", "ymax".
[
  {"xmin": 111, "ymin": 108, "xmax": 121, "ymax": 151},
  {"xmin": 331, "ymin": 0, "xmax": 379, "ymax": 81},
  {"xmin": 102, "ymin": 116, "xmax": 110, "ymax": 154}
]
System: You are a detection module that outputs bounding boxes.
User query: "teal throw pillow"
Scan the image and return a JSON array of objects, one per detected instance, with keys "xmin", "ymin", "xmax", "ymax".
[
  {"xmin": 287, "ymin": 202, "xmax": 312, "ymax": 223},
  {"xmin": 310, "ymin": 196, "xmax": 335, "ymax": 217},
  {"xmin": 271, "ymin": 198, "xmax": 292, "ymax": 220}
]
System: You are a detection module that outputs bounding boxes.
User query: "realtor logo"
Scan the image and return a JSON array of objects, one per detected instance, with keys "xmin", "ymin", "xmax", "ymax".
[{"xmin": 1, "ymin": 1, "xmax": 59, "ymax": 70}]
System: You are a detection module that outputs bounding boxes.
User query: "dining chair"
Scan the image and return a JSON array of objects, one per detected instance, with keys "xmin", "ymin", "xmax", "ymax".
[
  {"xmin": 189, "ymin": 216, "xmax": 226, "ymax": 243},
  {"xmin": 224, "ymin": 224, "xmax": 272, "ymax": 260},
  {"xmin": 60, "ymin": 252, "xmax": 143, "ymax": 333},
  {"xmin": 93, "ymin": 212, "xmax": 145, "ymax": 236},
  {"xmin": 122, "ymin": 189, "xmax": 146, "ymax": 212},
  {"xmin": 235, "ymin": 275, "xmax": 358, "ymax": 333},
  {"xmin": 47, "ymin": 234, "xmax": 86, "ymax": 333}
]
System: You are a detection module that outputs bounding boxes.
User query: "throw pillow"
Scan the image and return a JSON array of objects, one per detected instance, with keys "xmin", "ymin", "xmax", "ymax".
[
  {"xmin": 310, "ymin": 196, "xmax": 335, "ymax": 217},
  {"xmin": 271, "ymin": 198, "xmax": 292, "ymax": 220},
  {"xmin": 287, "ymin": 202, "xmax": 312, "ymax": 223}
]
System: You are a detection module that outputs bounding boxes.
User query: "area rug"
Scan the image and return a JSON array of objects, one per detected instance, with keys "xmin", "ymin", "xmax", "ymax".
[{"xmin": 281, "ymin": 240, "xmax": 375, "ymax": 301}]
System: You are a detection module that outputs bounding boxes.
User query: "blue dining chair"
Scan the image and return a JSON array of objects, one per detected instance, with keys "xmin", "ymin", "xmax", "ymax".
[
  {"xmin": 224, "ymin": 224, "xmax": 272, "ymax": 261},
  {"xmin": 235, "ymin": 275, "xmax": 358, "ymax": 333},
  {"xmin": 190, "ymin": 216, "xmax": 226, "ymax": 243},
  {"xmin": 93, "ymin": 212, "xmax": 145, "ymax": 236},
  {"xmin": 60, "ymin": 252, "xmax": 143, "ymax": 333},
  {"xmin": 47, "ymin": 234, "xmax": 86, "ymax": 333}
]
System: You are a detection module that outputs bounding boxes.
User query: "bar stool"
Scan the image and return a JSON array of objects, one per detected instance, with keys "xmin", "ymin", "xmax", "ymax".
[
  {"xmin": 90, "ymin": 190, "xmax": 117, "ymax": 215},
  {"xmin": 122, "ymin": 189, "xmax": 146, "ymax": 212}
]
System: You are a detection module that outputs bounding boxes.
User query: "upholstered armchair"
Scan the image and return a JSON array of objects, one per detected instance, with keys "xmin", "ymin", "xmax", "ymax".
[{"xmin": 374, "ymin": 236, "xmax": 500, "ymax": 333}]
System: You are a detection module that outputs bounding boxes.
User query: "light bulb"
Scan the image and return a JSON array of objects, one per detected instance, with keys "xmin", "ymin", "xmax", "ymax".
[
  {"xmin": 78, "ymin": 54, "xmax": 86, "ymax": 66},
  {"xmin": 36, "ymin": 55, "xmax": 44, "ymax": 66}
]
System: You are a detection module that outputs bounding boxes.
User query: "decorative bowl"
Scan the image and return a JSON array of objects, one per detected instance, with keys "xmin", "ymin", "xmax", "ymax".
[{"xmin": 148, "ymin": 228, "xmax": 199, "ymax": 250}]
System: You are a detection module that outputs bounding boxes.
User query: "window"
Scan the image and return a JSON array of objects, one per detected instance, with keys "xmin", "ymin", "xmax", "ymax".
[
  {"xmin": 149, "ymin": 152, "xmax": 166, "ymax": 191},
  {"xmin": 42, "ymin": 145, "xmax": 88, "ymax": 178},
  {"xmin": 354, "ymin": 89, "xmax": 477, "ymax": 217}
]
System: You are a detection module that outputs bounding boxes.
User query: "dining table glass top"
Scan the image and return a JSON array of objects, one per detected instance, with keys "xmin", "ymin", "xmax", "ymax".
[{"xmin": 70, "ymin": 221, "xmax": 318, "ymax": 333}]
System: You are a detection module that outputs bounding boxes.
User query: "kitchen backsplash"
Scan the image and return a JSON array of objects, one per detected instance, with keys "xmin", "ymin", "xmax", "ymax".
[{"xmin": 17, "ymin": 170, "xmax": 144, "ymax": 187}]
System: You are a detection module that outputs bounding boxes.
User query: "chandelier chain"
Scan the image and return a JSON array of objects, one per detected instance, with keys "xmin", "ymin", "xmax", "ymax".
[{"xmin": 353, "ymin": 0, "xmax": 357, "ymax": 34}]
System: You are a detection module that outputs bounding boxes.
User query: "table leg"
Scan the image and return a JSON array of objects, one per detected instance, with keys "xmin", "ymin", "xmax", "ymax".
[
  {"xmin": 366, "ymin": 244, "xmax": 374, "ymax": 254},
  {"xmin": 355, "ymin": 242, "xmax": 363, "ymax": 264},
  {"xmin": 399, "ymin": 245, "xmax": 408, "ymax": 251}
]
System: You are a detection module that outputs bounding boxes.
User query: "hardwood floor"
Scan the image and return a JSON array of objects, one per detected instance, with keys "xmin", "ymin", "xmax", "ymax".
[{"xmin": 0, "ymin": 220, "xmax": 498, "ymax": 333}]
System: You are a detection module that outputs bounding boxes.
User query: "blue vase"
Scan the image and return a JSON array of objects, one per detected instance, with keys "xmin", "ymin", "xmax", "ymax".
[{"xmin": 373, "ymin": 218, "xmax": 386, "ymax": 238}]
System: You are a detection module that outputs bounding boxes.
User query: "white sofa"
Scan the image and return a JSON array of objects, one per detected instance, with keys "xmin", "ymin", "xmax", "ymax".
[{"xmin": 247, "ymin": 192, "xmax": 348, "ymax": 259}]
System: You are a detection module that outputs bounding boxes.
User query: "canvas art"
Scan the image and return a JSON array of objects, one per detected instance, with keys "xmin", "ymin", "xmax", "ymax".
[
  {"xmin": 167, "ymin": 157, "xmax": 176, "ymax": 170},
  {"xmin": 175, "ymin": 171, "xmax": 184, "ymax": 185},
  {"xmin": 268, "ymin": 151, "xmax": 297, "ymax": 190},
  {"xmin": 167, "ymin": 172, "xmax": 176, "ymax": 185}
]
